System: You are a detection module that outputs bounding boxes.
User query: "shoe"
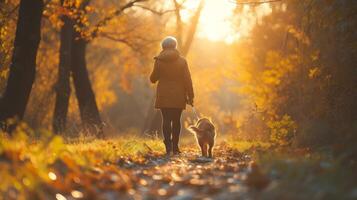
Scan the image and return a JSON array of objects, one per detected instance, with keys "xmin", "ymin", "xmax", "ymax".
[
  {"xmin": 164, "ymin": 141, "xmax": 172, "ymax": 156},
  {"xmin": 165, "ymin": 152, "xmax": 171, "ymax": 158}
]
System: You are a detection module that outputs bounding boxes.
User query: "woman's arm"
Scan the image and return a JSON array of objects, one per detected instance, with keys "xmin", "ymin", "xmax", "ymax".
[
  {"xmin": 183, "ymin": 60, "xmax": 194, "ymax": 105},
  {"xmin": 150, "ymin": 59, "xmax": 159, "ymax": 83}
]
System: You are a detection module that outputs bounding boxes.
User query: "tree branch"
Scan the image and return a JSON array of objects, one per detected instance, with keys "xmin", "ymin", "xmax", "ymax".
[
  {"xmin": 181, "ymin": 0, "xmax": 205, "ymax": 56},
  {"xmin": 134, "ymin": 4, "xmax": 176, "ymax": 16},
  {"xmin": 230, "ymin": 0, "xmax": 282, "ymax": 5},
  {"xmin": 90, "ymin": 0, "xmax": 147, "ymax": 39},
  {"xmin": 101, "ymin": 33, "xmax": 141, "ymax": 52}
]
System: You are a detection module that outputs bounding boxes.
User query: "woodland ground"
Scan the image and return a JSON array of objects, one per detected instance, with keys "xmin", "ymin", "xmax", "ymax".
[{"xmin": 1, "ymin": 130, "xmax": 356, "ymax": 200}]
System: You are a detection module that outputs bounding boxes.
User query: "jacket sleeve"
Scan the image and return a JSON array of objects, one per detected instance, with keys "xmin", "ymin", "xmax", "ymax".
[
  {"xmin": 150, "ymin": 59, "xmax": 159, "ymax": 83},
  {"xmin": 183, "ymin": 60, "xmax": 194, "ymax": 100}
]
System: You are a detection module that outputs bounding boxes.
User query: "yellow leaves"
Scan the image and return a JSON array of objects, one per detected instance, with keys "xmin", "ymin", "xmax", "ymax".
[
  {"xmin": 44, "ymin": 3, "xmax": 65, "ymax": 30},
  {"xmin": 47, "ymin": 136, "xmax": 65, "ymax": 157},
  {"xmin": 0, "ymin": 23, "xmax": 9, "ymax": 39},
  {"xmin": 268, "ymin": 114, "xmax": 297, "ymax": 146},
  {"xmin": 308, "ymin": 51, "xmax": 321, "ymax": 79},
  {"xmin": 263, "ymin": 51, "xmax": 298, "ymax": 86},
  {"xmin": 287, "ymin": 25, "xmax": 310, "ymax": 46},
  {"xmin": 262, "ymin": 70, "xmax": 281, "ymax": 85},
  {"xmin": 308, "ymin": 67, "xmax": 321, "ymax": 79},
  {"xmin": 0, "ymin": 22, "xmax": 14, "ymax": 66},
  {"xmin": 310, "ymin": 50, "xmax": 320, "ymax": 61}
]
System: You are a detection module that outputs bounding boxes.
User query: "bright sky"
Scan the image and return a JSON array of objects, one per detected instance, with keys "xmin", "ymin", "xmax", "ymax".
[{"xmin": 182, "ymin": 0, "xmax": 272, "ymax": 44}]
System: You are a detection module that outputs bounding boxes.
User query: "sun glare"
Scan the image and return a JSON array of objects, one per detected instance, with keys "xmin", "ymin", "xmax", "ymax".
[
  {"xmin": 183, "ymin": 0, "xmax": 238, "ymax": 44},
  {"xmin": 181, "ymin": 0, "xmax": 273, "ymax": 44}
]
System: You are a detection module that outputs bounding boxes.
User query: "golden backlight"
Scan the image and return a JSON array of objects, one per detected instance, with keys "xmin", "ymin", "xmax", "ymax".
[
  {"xmin": 183, "ymin": 0, "xmax": 237, "ymax": 43},
  {"xmin": 182, "ymin": 0, "xmax": 273, "ymax": 44}
]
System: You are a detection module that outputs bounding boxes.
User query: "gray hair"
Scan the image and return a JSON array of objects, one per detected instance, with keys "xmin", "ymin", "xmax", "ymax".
[{"xmin": 161, "ymin": 36, "xmax": 177, "ymax": 49}]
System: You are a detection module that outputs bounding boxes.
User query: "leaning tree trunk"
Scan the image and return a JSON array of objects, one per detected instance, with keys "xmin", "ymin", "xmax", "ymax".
[
  {"xmin": 71, "ymin": 34, "xmax": 103, "ymax": 135},
  {"xmin": 52, "ymin": 12, "xmax": 73, "ymax": 134},
  {"xmin": 0, "ymin": 0, "xmax": 44, "ymax": 131}
]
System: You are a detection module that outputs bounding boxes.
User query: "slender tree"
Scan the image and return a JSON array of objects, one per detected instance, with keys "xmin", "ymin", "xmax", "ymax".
[
  {"xmin": 0, "ymin": 0, "xmax": 44, "ymax": 131},
  {"xmin": 53, "ymin": 0, "xmax": 102, "ymax": 135},
  {"xmin": 53, "ymin": 1, "xmax": 73, "ymax": 134},
  {"xmin": 70, "ymin": 30, "xmax": 103, "ymax": 134}
]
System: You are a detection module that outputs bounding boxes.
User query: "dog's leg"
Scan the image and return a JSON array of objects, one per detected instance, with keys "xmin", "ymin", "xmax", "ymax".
[
  {"xmin": 201, "ymin": 143, "xmax": 208, "ymax": 157},
  {"xmin": 208, "ymin": 142, "xmax": 214, "ymax": 158},
  {"xmin": 199, "ymin": 142, "xmax": 205, "ymax": 157}
]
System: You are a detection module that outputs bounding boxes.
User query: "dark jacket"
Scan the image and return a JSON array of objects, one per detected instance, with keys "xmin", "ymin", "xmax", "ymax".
[{"xmin": 150, "ymin": 49, "xmax": 194, "ymax": 109}]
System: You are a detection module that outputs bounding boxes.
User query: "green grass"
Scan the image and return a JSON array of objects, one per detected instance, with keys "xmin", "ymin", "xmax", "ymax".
[
  {"xmin": 66, "ymin": 135, "xmax": 165, "ymax": 163},
  {"xmin": 1, "ymin": 128, "xmax": 356, "ymax": 200},
  {"xmin": 225, "ymin": 139, "xmax": 270, "ymax": 152},
  {"xmin": 0, "ymin": 129, "xmax": 165, "ymax": 199}
]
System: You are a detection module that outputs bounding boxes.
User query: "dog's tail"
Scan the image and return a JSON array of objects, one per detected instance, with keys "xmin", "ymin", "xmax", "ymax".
[{"xmin": 187, "ymin": 126, "xmax": 201, "ymax": 134}]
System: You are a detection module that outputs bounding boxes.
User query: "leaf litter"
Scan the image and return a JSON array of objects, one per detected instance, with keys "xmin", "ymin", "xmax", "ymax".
[{"xmin": 0, "ymin": 137, "xmax": 272, "ymax": 200}]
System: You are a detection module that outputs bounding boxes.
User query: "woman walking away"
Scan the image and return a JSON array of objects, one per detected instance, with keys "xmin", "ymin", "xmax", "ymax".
[{"xmin": 150, "ymin": 36, "xmax": 194, "ymax": 156}]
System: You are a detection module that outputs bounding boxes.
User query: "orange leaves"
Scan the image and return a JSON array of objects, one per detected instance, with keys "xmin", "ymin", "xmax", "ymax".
[
  {"xmin": 43, "ymin": 0, "xmax": 96, "ymax": 36},
  {"xmin": 43, "ymin": 3, "xmax": 64, "ymax": 29}
]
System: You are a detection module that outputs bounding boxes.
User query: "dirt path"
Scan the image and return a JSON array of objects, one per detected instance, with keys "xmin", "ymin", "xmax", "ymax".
[{"xmin": 112, "ymin": 145, "xmax": 253, "ymax": 200}]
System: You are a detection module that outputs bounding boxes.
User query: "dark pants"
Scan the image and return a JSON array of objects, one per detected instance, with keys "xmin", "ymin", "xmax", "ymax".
[{"xmin": 160, "ymin": 108, "xmax": 183, "ymax": 153}]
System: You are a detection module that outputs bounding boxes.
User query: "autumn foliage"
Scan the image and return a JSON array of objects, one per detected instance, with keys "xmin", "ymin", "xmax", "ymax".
[{"xmin": 0, "ymin": 0, "xmax": 356, "ymax": 199}]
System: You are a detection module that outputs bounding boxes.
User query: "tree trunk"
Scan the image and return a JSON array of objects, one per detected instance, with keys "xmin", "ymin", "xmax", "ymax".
[
  {"xmin": 173, "ymin": 0, "xmax": 183, "ymax": 50},
  {"xmin": 71, "ymin": 34, "xmax": 103, "ymax": 135},
  {"xmin": 53, "ymin": 0, "xmax": 102, "ymax": 135},
  {"xmin": 0, "ymin": 0, "xmax": 44, "ymax": 131},
  {"xmin": 181, "ymin": 0, "xmax": 204, "ymax": 56},
  {"xmin": 52, "ymin": 13, "xmax": 73, "ymax": 134}
]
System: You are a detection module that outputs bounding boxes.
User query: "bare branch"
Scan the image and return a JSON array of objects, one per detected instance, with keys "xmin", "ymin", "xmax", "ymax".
[
  {"xmin": 229, "ymin": 0, "xmax": 282, "ymax": 5},
  {"xmin": 134, "ymin": 4, "xmax": 176, "ymax": 16},
  {"xmin": 90, "ymin": 0, "xmax": 147, "ymax": 39},
  {"xmin": 101, "ymin": 33, "xmax": 141, "ymax": 52}
]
